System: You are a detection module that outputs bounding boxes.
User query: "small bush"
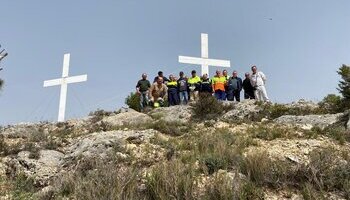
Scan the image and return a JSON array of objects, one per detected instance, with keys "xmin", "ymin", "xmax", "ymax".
[
  {"xmin": 0, "ymin": 79, "xmax": 4, "ymax": 90},
  {"xmin": 260, "ymin": 103, "xmax": 322, "ymax": 119},
  {"xmin": 318, "ymin": 94, "xmax": 345, "ymax": 114},
  {"xmin": 12, "ymin": 172, "xmax": 38, "ymax": 199},
  {"xmin": 88, "ymin": 109, "xmax": 114, "ymax": 118},
  {"xmin": 196, "ymin": 129, "xmax": 244, "ymax": 174},
  {"xmin": 247, "ymin": 124, "xmax": 299, "ymax": 141},
  {"xmin": 125, "ymin": 92, "xmax": 141, "ymax": 112},
  {"xmin": 148, "ymin": 120, "xmax": 191, "ymax": 136},
  {"xmin": 306, "ymin": 126, "xmax": 350, "ymax": 144},
  {"xmin": 192, "ymin": 93, "xmax": 226, "ymax": 120}
]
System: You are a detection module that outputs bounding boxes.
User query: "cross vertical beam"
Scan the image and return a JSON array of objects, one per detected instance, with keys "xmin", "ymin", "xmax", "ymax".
[{"xmin": 179, "ymin": 33, "xmax": 231, "ymax": 76}]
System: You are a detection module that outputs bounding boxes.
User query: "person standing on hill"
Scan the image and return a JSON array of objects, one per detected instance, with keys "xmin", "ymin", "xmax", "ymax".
[
  {"xmin": 149, "ymin": 77, "xmax": 168, "ymax": 107},
  {"xmin": 136, "ymin": 73, "xmax": 151, "ymax": 111},
  {"xmin": 153, "ymin": 71, "xmax": 169, "ymax": 83},
  {"xmin": 167, "ymin": 75, "xmax": 180, "ymax": 106},
  {"xmin": 227, "ymin": 71, "xmax": 243, "ymax": 102},
  {"xmin": 188, "ymin": 70, "xmax": 201, "ymax": 102},
  {"xmin": 250, "ymin": 65, "xmax": 270, "ymax": 102},
  {"xmin": 177, "ymin": 71, "xmax": 189, "ymax": 105},
  {"xmin": 223, "ymin": 69, "xmax": 230, "ymax": 100},
  {"xmin": 200, "ymin": 74, "xmax": 213, "ymax": 94},
  {"xmin": 242, "ymin": 73, "xmax": 255, "ymax": 99},
  {"xmin": 212, "ymin": 70, "xmax": 227, "ymax": 100}
]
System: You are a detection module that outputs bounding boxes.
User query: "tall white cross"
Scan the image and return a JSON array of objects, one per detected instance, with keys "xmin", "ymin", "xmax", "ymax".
[
  {"xmin": 179, "ymin": 33, "xmax": 231, "ymax": 76},
  {"xmin": 43, "ymin": 53, "xmax": 87, "ymax": 122}
]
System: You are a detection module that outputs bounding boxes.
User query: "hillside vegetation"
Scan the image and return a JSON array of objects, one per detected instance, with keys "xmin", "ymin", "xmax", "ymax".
[{"xmin": 0, "ymin": 99, "xmax": 349, "ymax": 200}]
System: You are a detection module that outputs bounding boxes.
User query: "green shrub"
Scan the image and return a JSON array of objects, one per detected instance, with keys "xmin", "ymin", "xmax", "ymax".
[
  {"xmin": 247, "ymin": 124, "xmax": 299, "ymax": 141},
  {"xmin": 0, "ymin": 79, "xmax": 4, "ymax": 90},
  {"xmin": 337, "ymin": 64, "xmax": 350, "ymax": 106},
  {"xmin": 12, "ymin": 172, "xmax": 38, "ymax": 200},
  {"xmin": 260, "ymin": 103, "xmax": 321, "ymax": 119},
  {"xmin": 306, "ymin": 126, "xmax": 350, "ymax": 144},
  {"xmin": 148, "ymin": 120, "xmax": 191, "ymax": 136},
  {"xmin": 196, "ymin": 130, "xmax": 243, "ymax": 174},
  {"xmin": 192, "ymin": 93, "xmax": 228, "ymax": 120},
  {"xmin": 125, "ymin": 92, "xmax": 141, "ymax": 112},
  {"xmin": 318, "ymin": 94, "xmax": 345, "ymax": 113}
]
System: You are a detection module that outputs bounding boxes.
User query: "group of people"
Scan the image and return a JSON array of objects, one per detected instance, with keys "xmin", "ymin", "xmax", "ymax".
[{"xmin": 136, "ymin": 65, "xmax": 270, "ymax": 110}]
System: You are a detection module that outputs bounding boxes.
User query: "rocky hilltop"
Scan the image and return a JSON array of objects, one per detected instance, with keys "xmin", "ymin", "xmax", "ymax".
[{"xmin": 0, "ymin": 99, "xmax": 349, "ymax": 200}]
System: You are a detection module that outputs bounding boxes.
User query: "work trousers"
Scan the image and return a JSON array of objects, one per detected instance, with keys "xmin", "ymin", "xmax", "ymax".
[{"xmin": 254, "ymin": 86, "xmax": 269, "ymax": 102}]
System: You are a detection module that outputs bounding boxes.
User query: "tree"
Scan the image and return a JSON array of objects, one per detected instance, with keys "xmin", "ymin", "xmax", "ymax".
[
  {"xmin": 125, "ymin": 92, "xmax": 141, "ymax": 111},
  {"xmin": 337, "ymin": 64, "xmax": 350, "ymax": 106}
]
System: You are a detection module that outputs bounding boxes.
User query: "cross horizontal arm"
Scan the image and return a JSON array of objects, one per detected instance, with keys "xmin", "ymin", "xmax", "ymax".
[
  {"xmin": 179, "ymin": 56, "xmax": 230, "ymax": 67},
  {"xmin": 43, "ymin": 78, "xmax": 63, "ymax": 87},
  {"xmin": 65, "ymin": 74, "xmax": 88, "ymax": 84}
]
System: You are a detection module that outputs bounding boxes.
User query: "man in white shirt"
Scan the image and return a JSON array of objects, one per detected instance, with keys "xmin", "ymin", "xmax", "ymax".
[{"xmin": 250, "ymin": 65, "xmax": 270, "ymax": 102}]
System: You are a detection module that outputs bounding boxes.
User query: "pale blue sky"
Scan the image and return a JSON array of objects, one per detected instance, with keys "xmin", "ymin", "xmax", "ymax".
[{"xmin": 1, "ymin": 0, "xmax": 349, "ymax": 125}]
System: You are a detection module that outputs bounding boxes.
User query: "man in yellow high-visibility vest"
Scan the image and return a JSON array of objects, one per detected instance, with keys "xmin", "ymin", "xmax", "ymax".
[{"xmin": 188, "ymin": 70, "xmax": 201, "ymax": 101}]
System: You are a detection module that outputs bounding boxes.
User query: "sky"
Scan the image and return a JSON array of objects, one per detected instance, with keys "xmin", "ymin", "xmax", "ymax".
[{"xmin": 0, "ymin": 0, "xmax": 350, "ymax": 125}]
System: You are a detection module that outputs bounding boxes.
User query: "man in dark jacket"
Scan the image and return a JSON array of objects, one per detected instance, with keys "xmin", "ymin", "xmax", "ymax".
[
  {"xmin": 200, "ymin": 74, "xmax": 213, "ymax": 94},
  {"xmin": 242, "ymin": 73, "xmax": 255, "ymax": 99},
  {"xmin": 153, "ymin": 71, "xmax": 170, "ymax": 83},
  {"xmin": 167, "ymin": 75, "xmax": 180, "ymax": 106},
  {"xmin": 227, "ymin": 71, "xmax": 243, "ymax": 102},
  {"xmin": 136, "ymin": 73, "xmax": 151, "ymax": 111}
]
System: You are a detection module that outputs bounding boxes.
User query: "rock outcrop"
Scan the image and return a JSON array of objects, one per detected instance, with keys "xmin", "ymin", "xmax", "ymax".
[{"xmin": 274, "ymin": 113, "xmax": 343, "ymax": 130}]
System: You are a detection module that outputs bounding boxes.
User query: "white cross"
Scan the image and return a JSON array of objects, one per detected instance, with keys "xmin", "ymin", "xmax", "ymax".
[
  {"xmin": 179, "ymin": 33, "xmax": 231, "ymax": 76},
  {"xmin": 43, "ymin": 53, "xmax": 87, "ymax": 122}
]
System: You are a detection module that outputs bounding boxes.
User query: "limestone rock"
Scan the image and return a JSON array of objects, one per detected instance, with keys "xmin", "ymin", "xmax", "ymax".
[
  {"xmin": 274, "ymin": 113, "xmax": 343, "ymax": 130},
  {"xmin": 102, "ymin": 108, "xmax": 153, "ymax": 127},
  {"xmin": 64, "ymin": 130, "xmax": 157, "ymax": 160},
  {"xmin": 222, "ymin": 100, "xmax": 262, "ymax": 121},
  {"xmin": 286, "ymin": 99, "xmax": 319, "ymax": 110},
  {"xmin": 148, "ymin": 105, "xmax": 192, "ymax": 123},
  {"xmin": 5, "ymin": 150, "xmax": 64, "ymax": 187}
]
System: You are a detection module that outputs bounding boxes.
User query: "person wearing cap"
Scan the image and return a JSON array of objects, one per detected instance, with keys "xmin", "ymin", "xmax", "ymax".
[
  {"xmin": 177, "ymin": 71, "xmax": 189, "ymax": 105},
  {"xmin": 242, "ymin": 72, "xmax": 255, "ymax": 99},
  {"xmin": 149, "ymin": 77, "xmax": 168, "ymax": 107},
  {"xmin": 227, "ymin": 71, "xmax": 243, "ymax": 102},
  {"xmin": 200, "ymin": 74, "xmax": 213, "ymax": 94},
  {"xmin": 250, "ymin": 65, "xmax": 270, "ymax": 102},
  {"xmin": 153, "ymin": 71, "xmax": 170, "ymax": 83},
  {"xmin": 222, "ymin": 69, "xmax": 230, "ymax": 100},
  {"xmin": 136, "ymin": 73, "xmax": 151, "ymax": 111},
  {"xmin": 212, "ymin": 70, "xmax": 227, "ymax": 100},
  {"xmin": 167, "ymin": 75, "xmax": 180, "ymax": 106},
  {"xmin": 187, "ymin": 70, "xmax": 201, "ymax": 102}
]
